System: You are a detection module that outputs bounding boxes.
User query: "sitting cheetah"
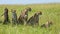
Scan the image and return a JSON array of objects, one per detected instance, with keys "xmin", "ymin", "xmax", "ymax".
[
  {"xmin": 27, "ymin": 11, "xmax": 42, "ymax": 26},
  {"xmin": 18, "ymin": 7, "xmax": 31, "ymax": 25}
]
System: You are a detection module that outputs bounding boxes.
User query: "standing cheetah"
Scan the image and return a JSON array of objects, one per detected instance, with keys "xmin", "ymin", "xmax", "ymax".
[
  {"xmin": 2, "ymin": 8, "xmax": 10, "ymax": 24},
  {"xmin": 11, "ymin": 9, "xmax": 17, "ymax": 25}
]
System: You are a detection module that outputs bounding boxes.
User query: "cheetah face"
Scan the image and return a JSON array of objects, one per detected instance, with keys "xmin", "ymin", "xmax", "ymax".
[
  {"xmin": 39, "ymin": 12, "xmax": 42, "ymax": 15},
  {"xmin": 36, "ymin": 11, "xmax": 42, "ymax": 15},
  {"xmin": 26, "ymin": 7, "xmax": 32, "ymax": 11}
]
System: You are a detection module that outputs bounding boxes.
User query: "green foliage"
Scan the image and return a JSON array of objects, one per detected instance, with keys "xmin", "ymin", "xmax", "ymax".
[{"xmin": 0, "ymin": 4, "xmax": 60, "ymax": 34}]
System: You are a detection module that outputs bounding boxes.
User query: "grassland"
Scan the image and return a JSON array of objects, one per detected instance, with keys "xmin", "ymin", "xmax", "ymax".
[{"xmin": 0, "ymin": 3, "xmax": 60, "ymax": 34}]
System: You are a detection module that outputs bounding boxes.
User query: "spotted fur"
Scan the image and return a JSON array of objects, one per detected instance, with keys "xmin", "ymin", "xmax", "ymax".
[
  {"xmin": 18, "ymin": 7, "xmax": 31, "ymax": 25},
  {"xmin": 3, "ymin": 8, "xmax": 10, "ymax": 24},
  {"xmin": 11, "ymin": 9, "xmax": 17, "ymax": 24},
  {"xmin": 41, "ymin": 21, "xmax": 53, "ymax": 28},
  {"xmin": 27, "ymin": 11, "xmax": 42, "ymax": 26}
]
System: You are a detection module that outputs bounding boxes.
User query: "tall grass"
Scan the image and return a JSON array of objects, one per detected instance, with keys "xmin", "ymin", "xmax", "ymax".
[{"xmin": 0, "ymin": 4, "xmax": 60, "ymax": 34}]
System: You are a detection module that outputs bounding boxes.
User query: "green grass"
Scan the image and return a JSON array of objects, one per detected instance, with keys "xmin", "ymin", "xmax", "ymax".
[{"xmin": 0, "ymin": 3, "xmax": 60, "ymax": 34}]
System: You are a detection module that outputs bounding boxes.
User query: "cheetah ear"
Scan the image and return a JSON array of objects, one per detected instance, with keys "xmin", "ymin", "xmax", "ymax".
[
  {"xmin": 28, "ymin": 8, "xmax": 31, "ymax": 11},
  {"xmin": 27, "ymin": 7, "xmax": 31, "ymax": 11},
  {"xmin": 39, "ymin": 12, "xmax": 42, "ymax": 15}
]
